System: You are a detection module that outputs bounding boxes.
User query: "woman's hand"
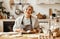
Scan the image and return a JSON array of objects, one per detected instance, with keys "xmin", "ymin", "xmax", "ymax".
[
  {"xmin": 29, "ymin": 29, "xmax": 39, "ymax": 33},
  {"xmin": 15, "ymin": 29, "xmax": 21, "ymax": 32},
  {"xmin": 31, "ymin": 29, "xmax": 37, "ymax": 33},
  {"xmin": 15, "ymin": 29, "xmax": 25, "ymax": 32}
]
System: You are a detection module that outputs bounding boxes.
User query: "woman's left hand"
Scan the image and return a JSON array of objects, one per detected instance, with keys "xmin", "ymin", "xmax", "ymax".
[{"xmin": 30, "ymin": 29, "xmax": 39, "ymax": 33}]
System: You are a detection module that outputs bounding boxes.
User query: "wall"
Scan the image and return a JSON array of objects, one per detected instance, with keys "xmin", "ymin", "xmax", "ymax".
[
  {"xmin": 2, "ymin": 0, "xmax": 60, "ymax": 19},
  {"xmin": 32, "ymin": 4, "xmax": 60, "ymax": 18},
  {"xmin": 27, "ymin": 0, "xmax": 60, "ymax": 18},
  {"xmin": 0, "ymin": 0, "xmax": 2, "ymax": 2}
]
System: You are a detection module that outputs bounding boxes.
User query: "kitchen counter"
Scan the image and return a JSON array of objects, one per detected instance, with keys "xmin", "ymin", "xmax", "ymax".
[
  {"xmin": 0, "ymin": 32, "xmax": 39, "ymax": 39},
  {"xmin": 0, "ymin": 19, "xmax": 50, "ymax": 32},
  {"xmin": 0, "ymin": 32, "xmax": 50, "ymax": 39},
  {"xmin": 0, "ymin": 19, "xmax": 15, "ymax": 21}
]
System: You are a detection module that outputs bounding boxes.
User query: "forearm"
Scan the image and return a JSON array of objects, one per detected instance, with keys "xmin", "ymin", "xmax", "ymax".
[{"xmin": 14, "ymin": 29, "xmax": 25, "ymax": 32}]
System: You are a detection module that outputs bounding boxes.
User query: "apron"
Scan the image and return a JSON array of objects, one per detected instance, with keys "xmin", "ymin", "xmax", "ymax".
[{"xmin": 21, "ymin": 16, "xmax": 33, "ymax": 31}]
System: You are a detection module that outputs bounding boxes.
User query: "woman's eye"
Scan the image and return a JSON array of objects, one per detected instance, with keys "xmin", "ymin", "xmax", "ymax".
[{"xmin": 29, "ymin": 9, "xmax": 31, "ymax": 10}]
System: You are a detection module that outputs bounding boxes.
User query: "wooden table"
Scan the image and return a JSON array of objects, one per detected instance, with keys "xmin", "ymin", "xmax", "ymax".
[
  {"xmin": 0, "ymin": 34, "xmax": 38, "ymax": 39},
  {"xmin": 0, "ymin": 32, "xmax": 54, "ymax": 39}
]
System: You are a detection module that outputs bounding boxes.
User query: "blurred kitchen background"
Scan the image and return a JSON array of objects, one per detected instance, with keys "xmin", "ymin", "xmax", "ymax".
[
  {"xmin": 0, "ymin": 0, "xmax": 60, "ymax": 19},
  {"xmin": 0, "ymin": 0, "xmax": 60, "ymax": 34}
]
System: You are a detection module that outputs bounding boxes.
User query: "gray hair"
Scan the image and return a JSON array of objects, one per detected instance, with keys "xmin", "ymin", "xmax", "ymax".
[{"xmin": 23, "ymin": 5, "xmax": 34, "ymax": 13}]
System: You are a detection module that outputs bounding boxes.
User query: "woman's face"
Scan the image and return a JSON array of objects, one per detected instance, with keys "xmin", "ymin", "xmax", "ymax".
[{"xmin": 26, "ymin": 6, "xmax": 33, "ymax": 16}]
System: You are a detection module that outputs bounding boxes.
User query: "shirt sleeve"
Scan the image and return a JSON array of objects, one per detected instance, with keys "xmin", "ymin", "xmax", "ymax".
[
  {"xmin": 13, "ymin": 18, "xmax": 21, "ymax": 32},
  {"xmin": 34, "ymin": 19, "xmax": 39, "ymax": 29}
]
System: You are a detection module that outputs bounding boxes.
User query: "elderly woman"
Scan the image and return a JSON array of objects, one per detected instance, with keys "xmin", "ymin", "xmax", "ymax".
[{"xmin": 13, "ymin": 5, "xmax": 39, "ymax": 33}]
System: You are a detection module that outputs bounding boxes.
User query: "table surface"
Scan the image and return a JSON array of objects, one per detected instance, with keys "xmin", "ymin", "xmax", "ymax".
[
  {"xmin": 0, "ymin": 32, "xmax": 39, "ymax": 39},
  {"xmin": 0, "ymin": 32, "xmax": 60, "ymax": 39}
]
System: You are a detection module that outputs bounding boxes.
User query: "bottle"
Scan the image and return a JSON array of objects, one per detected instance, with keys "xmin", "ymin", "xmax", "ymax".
[{"xmin": 49, "ymin": 8, "xmax": 52, "ymax": 19}]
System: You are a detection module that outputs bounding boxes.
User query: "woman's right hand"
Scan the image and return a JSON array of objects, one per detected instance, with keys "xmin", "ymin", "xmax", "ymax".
[
  {"xmin": 15, "ymin": 29, "xmax": 21, "ymax": 32},
  {"xmin": 15, "ymin": 29, "xmax": 25, "ymax": 32}
]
